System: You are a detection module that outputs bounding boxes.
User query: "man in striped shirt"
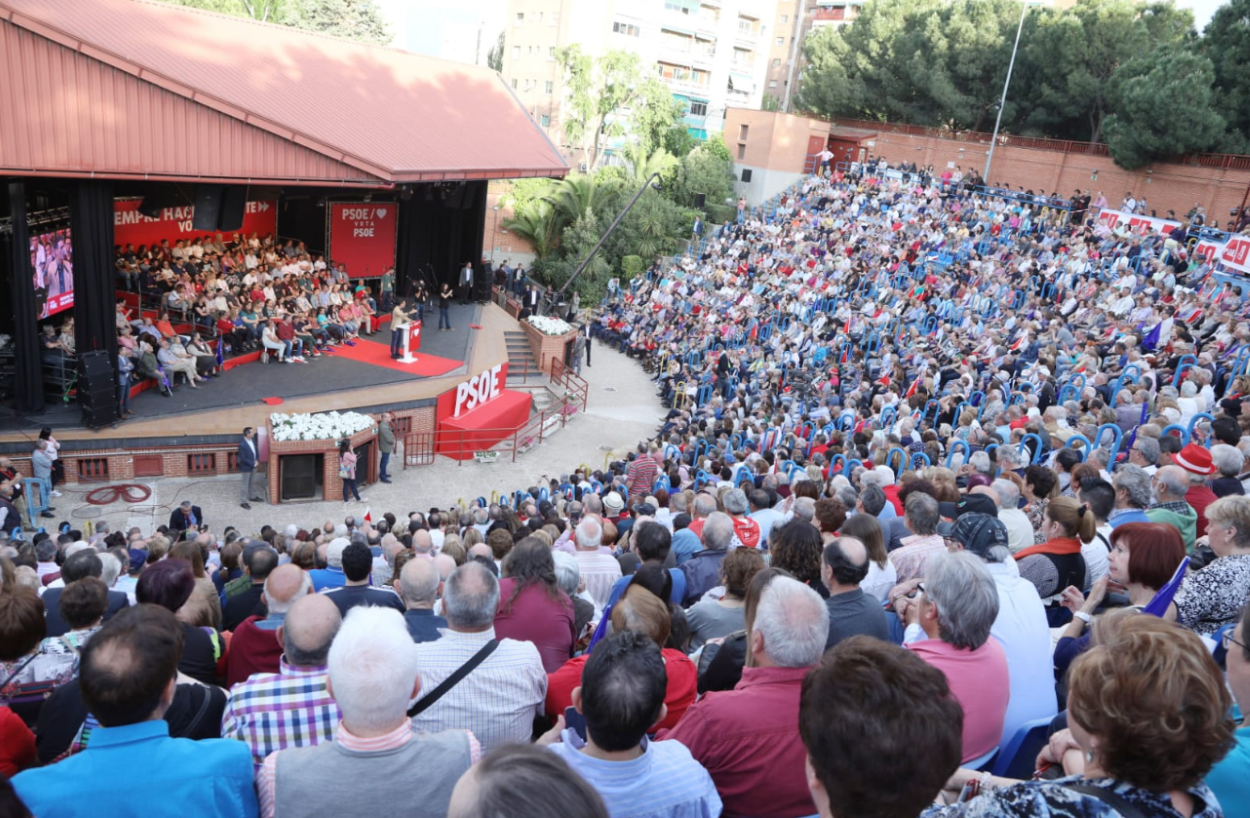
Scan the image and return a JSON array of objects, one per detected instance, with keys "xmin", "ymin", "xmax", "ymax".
[
  {"xmin": 625, "ymin": 444, "xmax": 659, "ymax": 498},
  {"xmin": 222, "ymin": 593, "xmax": 342, "ymax": 769}
]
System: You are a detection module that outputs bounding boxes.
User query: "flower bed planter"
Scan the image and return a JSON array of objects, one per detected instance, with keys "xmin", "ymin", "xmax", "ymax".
[
  {"xmin": 521, "ymin": 320, "xmax": 578, "ymax": 376},
  {"xmin": 266, "ymin": 411, "xmax": 378, "ymax": 504}
]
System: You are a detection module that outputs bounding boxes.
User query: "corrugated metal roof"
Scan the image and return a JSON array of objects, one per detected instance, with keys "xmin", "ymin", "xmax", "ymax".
[{"xmin": 0, "ymin": 0, "xmax": 569, "ymax": 184}]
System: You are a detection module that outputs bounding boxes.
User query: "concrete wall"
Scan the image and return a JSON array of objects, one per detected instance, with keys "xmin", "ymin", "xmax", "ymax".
[{"xmin": 735, "ymin": 164, "xmax": 804, "ymax": 207}]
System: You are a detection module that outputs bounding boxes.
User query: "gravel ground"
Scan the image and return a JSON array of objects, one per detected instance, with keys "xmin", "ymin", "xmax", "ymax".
[{"xmin": 59, "ymin": 338, "xmax": 664, "ymax": 538}]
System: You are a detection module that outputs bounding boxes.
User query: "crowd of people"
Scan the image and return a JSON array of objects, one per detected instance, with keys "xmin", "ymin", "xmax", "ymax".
[{"xmin": 2, "ymin": 162, "xmax": 1250, "ymax": 817}]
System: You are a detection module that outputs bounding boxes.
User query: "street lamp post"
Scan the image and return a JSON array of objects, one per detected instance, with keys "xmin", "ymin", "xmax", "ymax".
[{"xmin": 984, "ymin": 0, "xmax": 1029, "ymax": 183}]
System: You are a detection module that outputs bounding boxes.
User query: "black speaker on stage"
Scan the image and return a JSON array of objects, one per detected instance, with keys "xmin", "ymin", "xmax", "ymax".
[
  {"xmin": 694, "ymin": 192, "xmax": 707, "ymax": 209},
  {"xmin": 474, "ymin": 266, "xmax": 491, "ymax": 301},
  {"xmin": 78, "ymin": 351, "xmax": 118, "ymax": 428},
  {"xmin": 193, "ymin": 185, "xmax": 224, "ymax": 231},
  {"xmin": 219, "ymin": 186, "xmax": 248, "ymax": 232}
]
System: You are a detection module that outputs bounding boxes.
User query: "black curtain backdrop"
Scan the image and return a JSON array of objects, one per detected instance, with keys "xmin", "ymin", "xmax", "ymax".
[
  {"xmin": 69, "ymin": 180, "xmax": 118, "ymax": 385},
  {"xmin": 7, "ymin": 181, "xmax": 43, "ymax": 413},
  {"xmin": 395, "ymin": 181, "xmax": 487, "ymax": 298}
]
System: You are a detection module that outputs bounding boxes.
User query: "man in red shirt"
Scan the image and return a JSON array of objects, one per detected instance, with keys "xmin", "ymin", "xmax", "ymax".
[
  {"xmin": 275, "ymin": 317, "xmax": 306, "ymax": 362},
  {"xmin": 1174, "ymin": 443, "xmax": 1219, "ymax": 537},
  {"xmin": 625, "ymin": 444, "xmax": 658, "ymax": 498},
  {"xmin": 657, "ymin": 576, "xmax": 829, "ymax": 818}
]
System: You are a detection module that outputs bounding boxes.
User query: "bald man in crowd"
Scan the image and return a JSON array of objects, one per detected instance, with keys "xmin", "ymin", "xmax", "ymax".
[
  {"xmin": 222, "ymin": 593, "xmax": 343, "ymax": 767},
  {"xmin": 821, "ymin": 536, "xmax": 889, "ymax": 648},
  {"xmin": 225, "ymin": 563, "xmax": 313, "ymax": 687},
  {"xmin": 401, "ymin": 557, "xmax": 448, "ymax": 643}
]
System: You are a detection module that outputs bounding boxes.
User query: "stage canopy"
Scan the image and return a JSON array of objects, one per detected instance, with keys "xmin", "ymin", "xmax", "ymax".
[{"xmin": 0, "ymin": 0, "xmax": 569, "ymax": 187}]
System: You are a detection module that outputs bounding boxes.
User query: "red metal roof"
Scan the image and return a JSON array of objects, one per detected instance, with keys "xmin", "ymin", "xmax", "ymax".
[{"xmin": 0, "ymin": 0, "xmax": 568, "ymax": 186}]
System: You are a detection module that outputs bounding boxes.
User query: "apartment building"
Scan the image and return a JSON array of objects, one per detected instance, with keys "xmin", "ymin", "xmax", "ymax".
[
  {"xmin": 762, "ymin": 0, "xmax": 864, "ymax": 112},
  {"xmin": 502, "ymin": 0, "xmax": 779, "ymax": 165}
]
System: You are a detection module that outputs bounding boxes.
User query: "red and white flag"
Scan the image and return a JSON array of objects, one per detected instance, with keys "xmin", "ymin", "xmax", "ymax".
[
  {"xmin": 905, "ymin": 378, "xmax": 919, "ymax": 399},
  {"xmin": 363, "ymin": 507, "xmax": 373, "ymax": 524}
]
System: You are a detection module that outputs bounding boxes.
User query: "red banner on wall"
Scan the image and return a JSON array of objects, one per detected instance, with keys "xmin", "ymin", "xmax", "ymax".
[
  {"xmin": 328, "ymin": 203, "xmax": 398, "ymax": 279},
  {"xmin": 113, "ymin": 199, "xmax": 277, "ymax": 248},
  {"xmin": 1096, "ymin": 208, "xmax": 1181, "ymax": 237}
]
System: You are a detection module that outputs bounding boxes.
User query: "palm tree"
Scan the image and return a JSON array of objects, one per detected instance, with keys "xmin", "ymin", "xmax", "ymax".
[
  {"xmin": 501, "ymin": 201, "xmax": 559, "ymax": 260},
  {"xmin": 623, "ymin": 144, "xmax": 678, "ymax": 188},
  {"xmin": 544, "ymin": 174, "xmax": 603, "ymax": 229}
]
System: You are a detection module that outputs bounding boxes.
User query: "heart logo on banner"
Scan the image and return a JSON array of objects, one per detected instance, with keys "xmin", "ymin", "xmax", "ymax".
[{"xmin": 375, "ymin": 208, "xmax": 387, "ymax": 219}]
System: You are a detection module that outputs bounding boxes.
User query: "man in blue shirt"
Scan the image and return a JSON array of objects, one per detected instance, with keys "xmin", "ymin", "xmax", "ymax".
[
  {"xmin": 13, "ymin": 605, "xmax": 256, "ymax": 818},
  {"xmin": 539, "ymin": 630, "xmax": 721, "ymax": 818}
]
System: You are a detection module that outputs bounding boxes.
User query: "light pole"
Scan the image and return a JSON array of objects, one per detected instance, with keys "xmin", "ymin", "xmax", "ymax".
[{"xmin": 984, "ymin": 0, "xmax": 1029, "ymax": 183}]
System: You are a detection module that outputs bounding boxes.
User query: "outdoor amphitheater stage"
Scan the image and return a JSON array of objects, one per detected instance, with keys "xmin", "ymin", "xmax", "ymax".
[{"xmin": 0, "ymin": 302, "xmax": 511, "ymax": 448}]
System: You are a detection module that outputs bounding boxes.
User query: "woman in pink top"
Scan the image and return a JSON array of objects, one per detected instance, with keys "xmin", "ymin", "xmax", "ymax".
[
  {"xmin": 494, "ymin": 538, "xmax": 576, "ymax": 672},
  {"xmin": 897, "ymin": 550, "xmax": 1009, "ymax": 764}
]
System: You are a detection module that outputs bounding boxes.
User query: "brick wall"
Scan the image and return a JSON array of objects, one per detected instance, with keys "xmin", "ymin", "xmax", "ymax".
[
  {"xmin": 854, "ymin": 131, "xmax": 1250, "ymax": 224},
  {"xmin": 522, "ymin": 321, "xmax": 575, "ymax": 375},
  {"xmin": 9, "ymin": 445, "xmax": 241, "ymax": 488}
]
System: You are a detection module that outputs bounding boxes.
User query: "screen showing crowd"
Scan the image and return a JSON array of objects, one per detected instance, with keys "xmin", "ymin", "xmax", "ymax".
[{"xmin": 31, "ymin": 227, "xmax": 74, "ymax": 319}]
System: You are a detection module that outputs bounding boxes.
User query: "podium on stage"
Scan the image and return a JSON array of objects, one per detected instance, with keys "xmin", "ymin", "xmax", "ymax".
[{"xmin": 399, "ymin": 320, "xmax": 422, "ymax": 363}]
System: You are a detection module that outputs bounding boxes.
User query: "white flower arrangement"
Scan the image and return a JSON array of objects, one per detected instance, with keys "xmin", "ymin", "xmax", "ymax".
[
  {"xmin": 527, "ymin": 315, "xmax": 573, "ymax": 336},
  {"xmin": 270, "ymin": 410, "xmax": 376, "ymax": 442}
]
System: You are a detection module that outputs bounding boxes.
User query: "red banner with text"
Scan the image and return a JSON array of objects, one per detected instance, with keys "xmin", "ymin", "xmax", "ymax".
[
  {"xmin": 1096, "ymin": 208, "xmax": 1181, "ymax": 237},
  {"xmin": 328, "ymin": 203, "xmax": 397, "ymax": 279},
  {"xmin": 113, "ymin": 199, "xmax": 277, "ymax": 248}
]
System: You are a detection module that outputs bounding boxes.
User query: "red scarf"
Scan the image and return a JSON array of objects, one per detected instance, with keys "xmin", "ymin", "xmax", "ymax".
[{"xmin": 1015, "ymin": 536, "xmax": 1082, "ymax": 561}]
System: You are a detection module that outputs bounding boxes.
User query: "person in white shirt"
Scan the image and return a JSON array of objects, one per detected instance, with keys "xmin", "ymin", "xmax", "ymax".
[
  {"xmin": 991, "ymin": 479, "xmax": 1036, "ymax": 554},
  {"xmin": 412, "ymin": 561, "xmax": 546, "ymax": 751}
]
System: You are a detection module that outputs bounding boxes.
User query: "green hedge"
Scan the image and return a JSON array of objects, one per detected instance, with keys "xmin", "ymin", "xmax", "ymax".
[
  {"xmin": 621, "ymin": 255, "xmax": 645, "ymax": 279},
  {"xmin": 705, "ymin": 203, "xmax": 736, "ymax": 224}
]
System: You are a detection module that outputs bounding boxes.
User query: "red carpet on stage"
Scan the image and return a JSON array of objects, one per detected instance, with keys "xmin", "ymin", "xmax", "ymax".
[
  {"xmin": 329, "ymin": 338, "xmax": 462, "ymax": 377},
  {"xmin": 437, "ymin": 391, "xmax": 533, "ymax": 460}
]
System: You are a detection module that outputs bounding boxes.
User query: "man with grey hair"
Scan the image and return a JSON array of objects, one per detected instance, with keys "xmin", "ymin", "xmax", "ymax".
[
  {"xmin": 995, "ymin": 445, "xmax": 1025, "ymax": 476},
  {"xmin": 1109, "ymin": 464, "xmax": 1152, "ymax": 528},
  {"xmin": 990, "ymin": 478, "xmax": 1034, "ymax": 553},
  {"xmin": 679, "ymin": 511, "xmax": 734, "ymax": 606},
  {"xmin": 722, "ymin": 488, "xmax": 761, "ymax": 548},
  {"xmin": 572, "ymin": 517, "xmax": 620, "ymax": 609},
  {"xmin": 791, "ymin": 496, "xmax": 816, "ymax": 525},
  {"xmin": 412, "ymin": 561, "xmax": 546, "ymax": 750},
  {"xmin": 658, "ymin": 576, "xmax": 829, "ymax": 818},
  {"xmin": 687, "ymin": 492, "xmax": 719, "ymax": 540},
  {"xmin": 895, "ymin": 549, "xmax": 1009, "ymax": 765},
  {"xmin": 400, "ymin": 557, "xmax": 447, "ymax": 643},
  {"xmin": 259, "ymin": 606, "xmax": 477, "ymax": 818},
  {"xmin": 1147, "ymin": 465, "xmax": 1199, "ymax": 550},
  {"xmin": 889, "ymin": 493, "xmax": 944, "ymax": 584},
  {"xmin": 308, "ymin": 538, "xmax": 349, "ymax": 591},
  {"xmin": 224, "ymin": 593, "xmax": 343, "ymax": 770},
  {"xmin": 552, "ymin": 551, "xmax": 595, "ymax": 644},
  {"xmin": 937, "ymin": 513, "xmax": 1054, "ymax": 747},
  {"xmin": 968, "ymin": 450, "xmax": 993, "ymax": 476},
  {"xmin": 1127, "ymin": 435, "xmax": 1160, "ymax": 476},
  {"xmin": 855, "ymin": 483, "xmax": 892, "ymax": 546}
]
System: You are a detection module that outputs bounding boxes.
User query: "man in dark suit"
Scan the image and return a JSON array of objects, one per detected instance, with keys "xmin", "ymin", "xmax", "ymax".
[
  {"xmin": 44, "ymin": 550, "xmax": 129, "ymax": 637},
  {"xmin": 580, "ymin": 320, "xmax": 593, "ymax": 369},
  {"xmin": 168, "ymin": 500, "xmax": 204, "ymax": 535},
  {"xmin": 238, "ymin": 426, "xmax": 260, "ymax": 510}
]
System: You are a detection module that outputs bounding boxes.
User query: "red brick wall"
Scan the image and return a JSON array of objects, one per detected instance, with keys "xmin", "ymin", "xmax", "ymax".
[
  {"xmin": 862, "ymin": 130, "xmax": 1250, "ymax": 223},
  {"xmin": 522, "ymin": 321, "xmax": 575, "ymax": 375}
]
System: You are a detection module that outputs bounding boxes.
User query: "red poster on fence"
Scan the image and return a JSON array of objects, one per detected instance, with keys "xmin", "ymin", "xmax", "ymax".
[
  {"xmin": 113, "ymin": 199, "xmax": 277, "ymax": 247},
  {"xmin": 328, "ymin": 203, "xmax": 397, "ymax": 279}
]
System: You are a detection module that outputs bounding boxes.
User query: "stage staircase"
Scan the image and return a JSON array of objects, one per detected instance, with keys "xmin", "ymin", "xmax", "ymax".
[{"xmin": 505, "ymin": 331, "xmax": 543, "ymax": 389}]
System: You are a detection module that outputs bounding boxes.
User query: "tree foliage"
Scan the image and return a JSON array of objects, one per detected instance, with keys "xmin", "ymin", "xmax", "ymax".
[
  {"xmin": 795, "ymin": 0, "xmax": 1234, "ymax": 169},
  {"xmin": 556, "ymin": 46, "xmax": 669, "ymax": 171},
  {"xmin": 676, "ymin": 141, "xmax": 736, "ymax": 210},
  {"xmin": 155, "ymin": 0, "xmax": 388, "ymax": 43},
  {"xmin": 487, "ymin": 30, "xmax": 505, "ymax": 72}
]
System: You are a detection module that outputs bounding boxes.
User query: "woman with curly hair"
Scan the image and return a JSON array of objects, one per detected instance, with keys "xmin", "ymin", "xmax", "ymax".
[
  {"xmin": 494, "ymin": 537, "xmax": 575, "ymax": 672},
  {"xmin": 770, "ymin": 518, "xmax": 828, "ymax": 600}
]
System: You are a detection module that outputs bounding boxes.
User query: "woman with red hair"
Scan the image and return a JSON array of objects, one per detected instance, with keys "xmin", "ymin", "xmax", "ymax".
[{"xmin": 1053, "ymin": 522, "xmax": 1186, "ymax": 681}]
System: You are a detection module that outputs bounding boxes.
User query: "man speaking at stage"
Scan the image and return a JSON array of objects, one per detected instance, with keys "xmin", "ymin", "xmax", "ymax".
[{"xmin": 239, "ymin": 426, "xmax": 261, "ymax": 510}]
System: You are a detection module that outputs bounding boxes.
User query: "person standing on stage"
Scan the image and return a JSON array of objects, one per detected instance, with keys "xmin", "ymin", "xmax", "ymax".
[
  {"xmin": 239, "ymin": 426, "xmax": 260, "ymax": 510},
  {"xmin": 380, "ymin": 266, "xmax": 395, "ymax": 312},
  {"xmin": 391, "ymin": 299, "xmax": 418, "ymax": 359},
  {"xmin": 413, "ymin": 279, "xmax": 428, "ymax": 324},
  {"xmin": 459, "ymin": 261, "xmax": 474, "ymax": 305},
  {"xmin": 439, "ymin": 282, "xmax": 454, "ymax": 331},
  {"xmin": 117, "ymin": 347, "xmax": 135, "ymax": 418}
]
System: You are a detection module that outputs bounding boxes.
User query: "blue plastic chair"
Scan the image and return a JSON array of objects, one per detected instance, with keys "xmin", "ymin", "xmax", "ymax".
[
  {"xmin": 966, "ymin": 747, "xmax": 999, "ymax": 772},
  {"xmin": 20, "ymin": 477, "xmax": 52, "ymax": 527},
  {"xmin": 992, "ymin": 717, "xmax": 1054, "ymax": 779}
]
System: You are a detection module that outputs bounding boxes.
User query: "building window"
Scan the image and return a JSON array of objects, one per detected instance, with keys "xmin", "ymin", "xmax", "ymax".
[
  {"xmin": 511, "ymin": 78, "xmax": 518, "ymax": 89},
  {"xmin": 738, "ymin": 18, "xmax": 752, "ymax": 34},
  {"xmin": 515, "ymin": 12, "xmax": 523, "ymax": 25},
  {"xmin": 550, "ymin": 12, "xmax": 559, "ymax": 27},
  {"xmin": 738, "ymin": 143, "xmax": 746, "ymax": 160},
  {"xmin": 548, "ymin": 46, "xmax": 556, "ymax": 59},
  {"xmin": 545, "ymin": 80, "xmax": 553, "ymax": 94},
  {"xmin": 613, "ymin": 21, "xmax": 641, "ymax": 37},
  {"xmin": 775, "ymin": 37, "xmax": 784, "ymax": 46},
  {"xmin": 781, "ymin": 14, "xmax": 788, "ymax": 23},
  {"xmin": 739, "ymin": 124, "xmax": 749, "ymax": 141},
  {"xmin": 689, "ymin": 100, "xmax": 708, "ymax": 116},
  {"xmin": 772, "ymin": 58, "xmax": 781, "ymax": 67},
  {"xmin": 512, "ymin": 46, "xmax": 520, "ymax": 59},
  {"xmin": 665, "ymin": 0, "xmax": 690, "ymax": 14},
  {"xmin": 769, "ymin": 80, "xmax": 778, "ymax": 88},
  {"xmin": 540, "ymin": 114, "xmax": 551, "ymax": 127}
]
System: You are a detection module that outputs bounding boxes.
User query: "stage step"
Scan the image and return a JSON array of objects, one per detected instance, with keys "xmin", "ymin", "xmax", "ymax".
[{"xmin": 505, "ymin": 331, "xmax": 542, "ymax": 384}]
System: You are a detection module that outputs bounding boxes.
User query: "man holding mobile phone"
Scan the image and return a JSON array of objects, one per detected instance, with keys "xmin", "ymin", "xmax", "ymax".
[{"xmin": 537, "ymin": 630, "xmax": 720, "ymax": 817}]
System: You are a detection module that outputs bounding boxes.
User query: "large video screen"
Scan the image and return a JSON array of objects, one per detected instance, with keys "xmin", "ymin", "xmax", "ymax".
[{"xmin": 30, "ymin": 228, "xmax": 73, "ymax": 319}]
